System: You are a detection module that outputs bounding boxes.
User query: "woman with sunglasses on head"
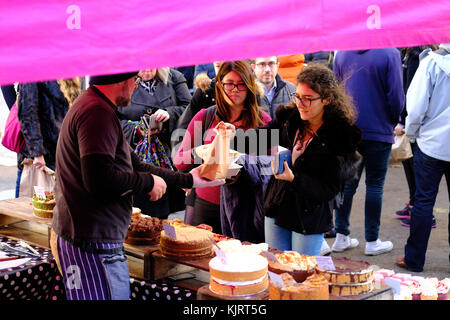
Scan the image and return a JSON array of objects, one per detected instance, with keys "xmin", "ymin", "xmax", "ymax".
[
  {"xmin": 242, "ymin": 63, "xmax": 361, "ymax": 255},
  {"xmin": 174, "ymin": 61, "xmax": 271, "ymax": 234}
]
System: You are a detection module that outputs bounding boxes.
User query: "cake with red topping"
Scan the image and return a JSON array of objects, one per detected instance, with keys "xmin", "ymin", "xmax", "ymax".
[
  {"xmin": 32, "ymin": 191, "xmax": 56, "ymax": 218},
  {"xmin": 209, "ymin": 252, "xmax": 268, "ymax": 296},
  {"xmin": 269, "ymin": 272, "xmax": 329, "ymax": 300}
]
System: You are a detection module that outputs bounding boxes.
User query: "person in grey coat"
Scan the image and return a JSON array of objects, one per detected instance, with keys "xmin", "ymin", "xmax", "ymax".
[
  {"xmin": 251, "ymin": 56, "xmax": 296, "ymax": 119},
  {"xmin": 118, "ymin": 67, "xmax": 192, "ymax": 151}
]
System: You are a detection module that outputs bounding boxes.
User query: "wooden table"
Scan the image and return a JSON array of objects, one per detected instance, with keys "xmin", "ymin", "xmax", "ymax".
[
  {"xmin": 0, "ymin": 197, "xmax": 51, "ymax": 248},
  {"xmin": 197, "ymin": 283, "xmax": 392, "ymax": 300},
  {"xmin": 0, "ymin": 197, "xmax": 160, "ymax": 280}
]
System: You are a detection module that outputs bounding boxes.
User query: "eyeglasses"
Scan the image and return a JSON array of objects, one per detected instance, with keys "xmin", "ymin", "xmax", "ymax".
[
  {"xmin": 222, "ymin": 82, "xmax": 247, "ymax": 92},
  {"xmin": 291, "ymin": 93, "xmax": 322, "ymax": 107},
  {"xmin": 255, "ymin": 61, "xmax": 278, "ymax": 69}
]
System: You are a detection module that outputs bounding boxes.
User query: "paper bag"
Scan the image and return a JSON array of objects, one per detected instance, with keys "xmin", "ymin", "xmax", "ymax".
[
  {"xmin": 199, "ymin": 122, "xmax": 232, "ymax": 180},
  {"xmin": 390, "ymin": 134, "xmax": 413, "ymax": 163},
  {"xmin": 19, "ymin": 158, "xmax": 56, "ymax": 197}
]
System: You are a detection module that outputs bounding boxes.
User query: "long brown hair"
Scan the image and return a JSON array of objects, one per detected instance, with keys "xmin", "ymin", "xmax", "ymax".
[{"xmin": 215, "ymin": 61, "xmax": 265, "ymax": 128}]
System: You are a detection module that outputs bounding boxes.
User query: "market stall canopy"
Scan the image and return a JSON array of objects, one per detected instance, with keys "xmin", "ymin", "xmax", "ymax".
[{"xmin": 0, "ymin": 0, "xmax": 449, "ymax": 85}]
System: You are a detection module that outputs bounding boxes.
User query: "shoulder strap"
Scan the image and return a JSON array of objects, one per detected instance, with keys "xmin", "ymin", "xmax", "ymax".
[{"xmin": 202, "ymin": 105, "xmax": 217, "ymax": 143}]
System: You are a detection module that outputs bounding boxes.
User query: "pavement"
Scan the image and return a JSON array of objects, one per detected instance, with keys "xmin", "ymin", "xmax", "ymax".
[{"xmin": 0, "ymin": 162, "xmax": 448, "ymax": 280}]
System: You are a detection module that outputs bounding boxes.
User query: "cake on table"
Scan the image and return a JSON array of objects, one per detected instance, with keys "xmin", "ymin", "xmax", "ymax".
[
  {"xmin": 159, "ymin": 220, "xmax": 214, "ymax": 260},
  {"xmin": 267, "ymin": 251, "xmax": 317, "ymax": 283},
  {"xmin": 269, "ymin": 272, "xmax": 329, "ymax": 300},
  {"xmin": 32, "ymin": 191, "xmax": 56, "ymax": 218},
  {"xmin": 125, "ymin": 208, "xmax": 163, "ymax": 245},
  {"xmin": 209, "ymin": 252, "xmax": 268, "ymax": 296},
  {"xmin": 320, "ymin": 257, "xmax": 375, "ymax": 296}
]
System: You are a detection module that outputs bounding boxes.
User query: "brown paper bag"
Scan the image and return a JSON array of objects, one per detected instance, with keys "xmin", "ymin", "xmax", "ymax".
[
  {"xmin": 390, "ymin": 134, "xmax": 413, "ymax": 163},
  {"xmin": 199, "ymin": 122, "xmax": 231, "ymax": 180},
  {"xmin": 19, "ymin": 158, "xmax": 56, "ymax": 197}
]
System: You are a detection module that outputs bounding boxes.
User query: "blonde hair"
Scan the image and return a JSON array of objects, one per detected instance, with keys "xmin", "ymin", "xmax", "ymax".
[
  {"xmin": 57, "ymin": 78, "xmax": 82, "ymax": 107},
  {"xmin": 155, "ymin": 68, "xmax": 170, "ymax": 85}
]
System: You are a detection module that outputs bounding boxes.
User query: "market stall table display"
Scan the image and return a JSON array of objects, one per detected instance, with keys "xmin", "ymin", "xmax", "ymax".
[{"xmin": 0, "ymin": 236, "xmax": 65, "ymax": 300}]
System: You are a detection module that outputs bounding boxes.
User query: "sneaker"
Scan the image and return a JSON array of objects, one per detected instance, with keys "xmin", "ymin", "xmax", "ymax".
[
  {"xmin": 365, "ymin": 239, "xmax": 393, "ymax": 256},
  {"xmin": 395, "ymin": 203, "xmax": 412, "ymax": 219},
  {"xmin": 331, "ymin": 233, "xmax": 359, "ymax": 252},
  {"xmin": 400, "ymin": 216, "xmax": 437, "ymax": 228},
  {"xmin": 320, "ymin": 239, "xmax": 332, "ymax": 256}
]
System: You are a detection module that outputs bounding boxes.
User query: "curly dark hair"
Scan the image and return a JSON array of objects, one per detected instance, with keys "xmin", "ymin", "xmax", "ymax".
[{"xmin": 296, "ymin": 63, "xmax": 357, "ymax": 124}]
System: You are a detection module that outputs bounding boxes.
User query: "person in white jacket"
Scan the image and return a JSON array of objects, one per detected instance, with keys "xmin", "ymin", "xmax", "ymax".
[{"xmin": 397, "ymin": 44, "xmax": 450, "ymax": 272}]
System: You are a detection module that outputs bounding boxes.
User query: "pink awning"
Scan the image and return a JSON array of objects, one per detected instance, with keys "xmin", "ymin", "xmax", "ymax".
[{"xmin": 0, "ymin": 0, "xmax": 449, "ymax": 85}]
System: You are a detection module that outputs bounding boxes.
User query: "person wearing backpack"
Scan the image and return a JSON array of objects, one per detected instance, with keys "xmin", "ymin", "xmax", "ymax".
[{"xmin": 173, "ymin": 61, "xmax": 271, "ymax": 233}]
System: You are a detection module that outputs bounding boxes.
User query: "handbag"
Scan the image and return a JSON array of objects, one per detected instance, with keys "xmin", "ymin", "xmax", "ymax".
[
  {"xmin": 1, "ymin": 102, "xmax": 25, "ymax": 153},
  {"xmin": 390, "ymin": 134, "xmax": 413, "ymax": 163},
  {"xmin": 19, "ymin": 159, "xmax": 56, "ymax": 198},
  {"xmin": 133, "ymin": 116, "xmax": 175, "ymax": 170}
]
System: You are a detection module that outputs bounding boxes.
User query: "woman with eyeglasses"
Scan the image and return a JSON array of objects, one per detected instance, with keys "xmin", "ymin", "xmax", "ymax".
[
  {"xmin": 240, "ymin": 63, "xmax": 362, "ymax": 255},
  {"xmin": 174, "ymin": 61, "xmax": 271, "ymax": 234}
]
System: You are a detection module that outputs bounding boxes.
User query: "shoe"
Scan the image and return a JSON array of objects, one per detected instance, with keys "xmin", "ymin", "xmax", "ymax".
[
  {"xmin": 400, "ymin": 216, "xmax": 437, "ymax": 228},
  {"xmin": 395, "ymin": 203, "xmax": 412, "ymax": 219},
  {"xmin": 320, "ymin": 239, "xmax": 332, "ymax": 256},
  {"xmin": 396, "ymin": 256, "xmax": 423, "ymax": 272},
  {"xmin": 365, "ymin": 239, "xmax": 393, "ymax": 255},
  {"xmin": 395, "ymin": 256, "xmax": 410, "ymax": 270},
  {"xmin": 331, "ymin": 233, "xmax": 359, "ymax": 252},
  {"xmin": 325, "ymin": 228, "xmax": 336, "ymax": 238}
]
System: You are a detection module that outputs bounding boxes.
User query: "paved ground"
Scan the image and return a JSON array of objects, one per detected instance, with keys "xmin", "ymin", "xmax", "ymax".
[{"xmin": 1, "ymin": 162, "xmax": 448, "ymax": 280}]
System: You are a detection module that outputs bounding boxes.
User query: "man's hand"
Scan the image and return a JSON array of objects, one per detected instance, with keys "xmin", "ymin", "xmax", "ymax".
[
  {"xmin": 33, "ymin": 155, "xmax": 46, "ymax": 170},
  {"xmin": 148, "ymin": 174, "xmax": 167, "ymax": 201},
  {"xmin": 190, "ymin": 166, "xmax": 226, "ymax": 188},
  {"xmin": 394, "ymin": 124, "xmax": 405, "ymax": 136},
  {"xmin": 274, "ymin": 161, "xmax": 294, "ymax": 182}
]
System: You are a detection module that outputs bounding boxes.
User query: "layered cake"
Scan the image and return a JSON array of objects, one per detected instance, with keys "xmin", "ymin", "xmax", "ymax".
[
  {"xmin": 320, "ymin": 257, "xmax": 375, "ymax": 296},
  {"xmin": 269, "ymin": 272, "xmax": 329, "ymax": 300},
  {"xmin": 125, "ymin": 213, "xmax": 163, "ymax": 245},
  {"xmin": 160, "ymin": 222, "xmax": 213, "ymax": 260},
  {"xmin": 268, "ymin": 251, "xmax": 317, "ymax": 283},
  {"xmin": 209, "ymin": 252, "xmax": 268, "ymax": 296},
  {"xmin": 32, "ymin": 191, "xmax": 56, "ymax": 218}
]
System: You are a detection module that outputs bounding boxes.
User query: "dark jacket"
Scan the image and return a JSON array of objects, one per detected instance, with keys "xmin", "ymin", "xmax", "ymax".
[
  {"xmin": 220, "ymin": 155, "xmax": 272, "ymax": 243},
  {"xmin": 118, "ymin": 68, "xmax": 191, "ymax": 149},
  {"xmin": 334, "ymin": 49, "xmax": 405, "ymax": 144},
  {"xmin": 17, "ymin": 81, "xmax": 69, "ymax": 170},
  {"xmin": 176, "ymin": 78, "xmax": 217, "ymax": 131},
  {"xmin": 258, "ymin": 74, "xmax": 296, "ymax": 119},
  {"xmin": 262, "ymin": 106, "xmax": 362, "ymax": 235}
]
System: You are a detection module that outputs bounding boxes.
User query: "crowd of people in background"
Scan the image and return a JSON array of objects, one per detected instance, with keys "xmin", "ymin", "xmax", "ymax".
[{"xmin": 1, "ymin": 45, "xmax": 449, "ymax": 288}]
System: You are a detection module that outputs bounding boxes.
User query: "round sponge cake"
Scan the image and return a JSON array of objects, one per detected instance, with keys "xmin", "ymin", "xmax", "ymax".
[{"xmin": 209, "ymin": 253, "xmax": 268, "ymax": 296}]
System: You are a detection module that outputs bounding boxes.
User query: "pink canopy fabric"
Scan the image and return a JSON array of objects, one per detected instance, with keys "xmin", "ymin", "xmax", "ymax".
[{"xmin": 0, "ymin": 0, "xmax": 449, "ymax": 85}]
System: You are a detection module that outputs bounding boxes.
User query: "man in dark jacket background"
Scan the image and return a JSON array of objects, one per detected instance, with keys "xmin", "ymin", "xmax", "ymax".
[
  {"xmin": 332, "ymin": 48, "xmax": 405, "ymax": 256},
  {"xmin": 251, "ymin": 56, "xmax": 296, "ymax": 119}
]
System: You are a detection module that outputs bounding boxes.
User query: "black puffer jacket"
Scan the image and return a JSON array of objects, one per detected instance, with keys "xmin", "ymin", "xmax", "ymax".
[
  {"xmin": 17, "ymin": 81, "xmax": 69, "ymax": 170},
  {"xmin": 262, "ymin": 106, "xmax": 361, "ymax": 234}
]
